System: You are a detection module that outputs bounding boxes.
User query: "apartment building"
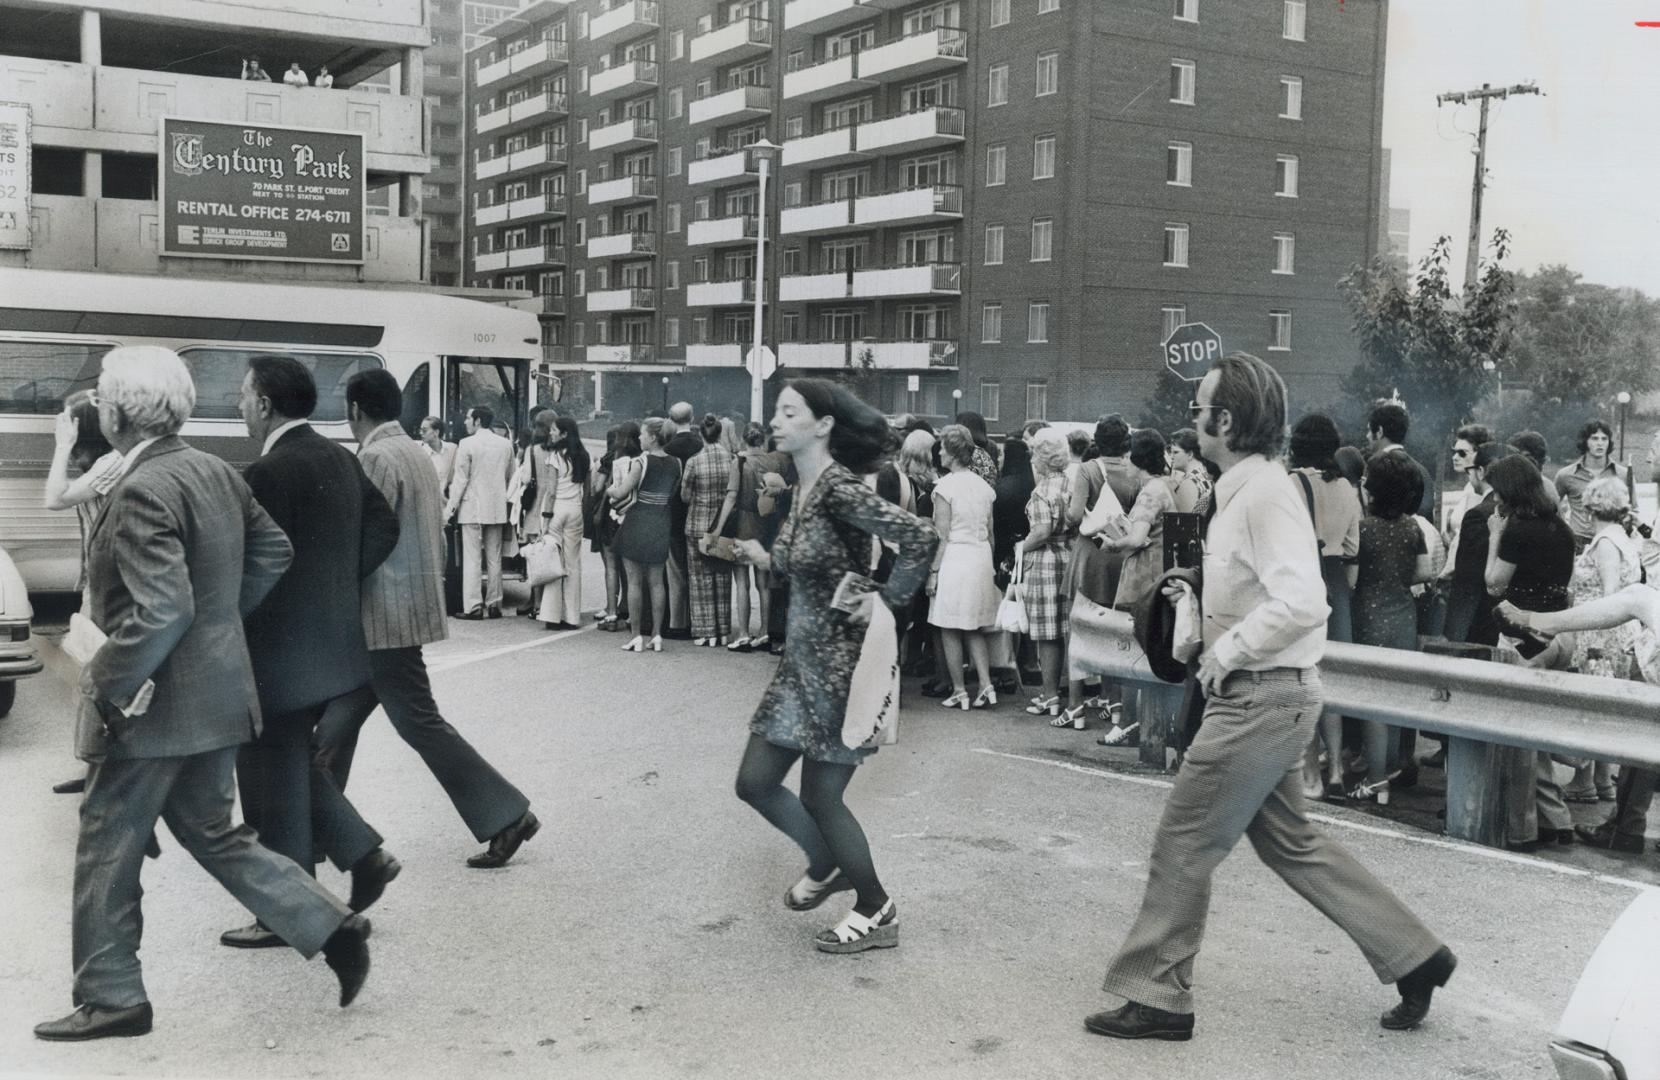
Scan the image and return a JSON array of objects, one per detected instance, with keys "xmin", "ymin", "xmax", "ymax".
[
  {"xmin": 467, "ymin": 0, "xmax": 1388, "ymax": 421},
  {"xmin": 1, "ymin": 0, "xmax": 433, "ymax": 283}
]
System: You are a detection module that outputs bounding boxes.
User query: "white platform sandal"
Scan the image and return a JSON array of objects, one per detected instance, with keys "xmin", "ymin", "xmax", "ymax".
[{"xmin": 814, "ymin": 899, "xmax": 898, "ymax": 954}]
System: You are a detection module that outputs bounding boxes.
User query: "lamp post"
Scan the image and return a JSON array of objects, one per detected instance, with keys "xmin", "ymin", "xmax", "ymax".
[
  {"xmin": 661, "ymin": 375, "xmax": 670, "ymax": 415},
  {"xmin": 951, "ymin": 387, "xmax": 962, "ymax": 418},
  {"xmin": 746, "ymin": 138, "xmax": 782, "ymax": 424},
  {"xmin": 1618, "ymin": 390, "xmax": 1632, "ymax": 463}
]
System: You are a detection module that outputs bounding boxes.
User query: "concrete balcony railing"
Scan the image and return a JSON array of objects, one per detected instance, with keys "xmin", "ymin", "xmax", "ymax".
[
  {"xmin": 0, "ymin": 57, "xmax": 92, "ymax": 133},
  {"xmin": 781, "ymin": 53, "xmax": 873, "ymax": 103},
  {"xmin": 688, "ymin": 84, "xmax": 772, "ymax": 127},
  {"xmin": 855, "ymin": 106, "xmax": 964, "ymax": 155},
  {"xmin": 536, "ymin": 293, "xmax": 568, "ymax": 316},
  {"xmin": 687, "ymin": 279, "xmax": 757, "ymax": 307},
  {"xmin": 587, "ymin": 343, "xmax": 658, "ymax": 364},
  {"xmin": 686, "ymin": 343, "xmax": 745, "ymax": 367},
  {"xmin": 474, "ymin": 190, "xmax": 568, "ymax": 227},
  {"xmin": 475, "ymin": 142, "xmax": 568, "ymax": 180},
  {"xmin": 474, "ymin": 34, "xmax": 569, "ymax": 88},
  {"xmin": 591, "ymin": 0, "xmax": 660, "ymax": 45},
  {"xmin": 778, "ymin": 270, "xmax": 852, "ymax": 302},
  {"xmin": 784, "ymin": 0, "xmax": 885, "ymax": 33},
  {"xmin": 586, "ymin": 287, "xmax": 655, "ymax": 312},
  {"xmin": 782, "ymin": 125, "xmax": 866, "ymax": 168},
  {"xmin": 855, "ymin": 26, "xmax": 968, "ymax": 82},
  {"xmin": 590, "ymin": 115, "xmax": 659, "ymax": 152},
  {"xmin": 477, "ymin": 90, "xmax": 570, "ymax": 135},
  {"xmin": 854, "ymin": 184, "xmax": 962, "ymax": 227},
  {"xmin": 689, "ymin": 16, "xmax": 774, "ymax": 66},
  {"xmin": 93, "ymin": 65, "xmax": 424, "ymax": 169},
  {"xmin": 587, "ymin": 174, "xmax": 658, "ymax": 205},
  {"xmin": 588, "ymin": 57, "xmax": 660, "ymax": 101},
  {"xmin": 588, "ymin": 229, "xmax": 657, "ymax": 258},
  {"xmin": 474, "ymin": 242, "xmax": 567, "ymax": 273},
  {"xmin": 687, "ymin": 214, "xmax": 760, "ymax": 247},
  {"xmin": 687, "ymin": 147, "xmax": 756, "ymax": 186},
  {"xmin": 780, "ymin": 198, "xmax": 853, "ymax": 236},
  {"xmin": 853, "ymin": 262, "xmax": 961, "ymax": 298},
  {"xmin": 779, "ymin": 339, "xmax": 959, "ymax": 370}
]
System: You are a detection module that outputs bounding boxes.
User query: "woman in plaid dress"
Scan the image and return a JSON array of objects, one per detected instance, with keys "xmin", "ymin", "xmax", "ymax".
[
  {"xmin": 681, "ymin": 414, "xmax": 735, "ymax": 645},
  {"xmin": 1020, "ymin": 429, "xmax": 1076, "ymax": 716}
]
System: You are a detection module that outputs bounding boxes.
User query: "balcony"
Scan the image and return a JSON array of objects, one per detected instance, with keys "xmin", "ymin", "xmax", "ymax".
[
  {"xmin": 778, "ymin": 270, "xmax": 852, "ymax": 302},
  {"xmin": 687, "ymin": 279, "xmax": 757, "ymax": 307},
  {"xmin": 474, "ymin": 190, "xmax": 568, "ymax": 227},
  {"xmin": 779, "ymin": 340, "xmax": 958, "ymax": 370},
  {"xmin": 688, "ymin": 147, "xmax": 756, "ymax": 187},
  {"xmin": 475, "ymin": 242, "xmax": 567, "ymax": 273},
  {"xmin": 780, "ymin": 198, "xmax": 852, "ymax": 236},
  {"xmin": 689, "ymin": 84, "xmax": 772, "ymax": 127},
  {"xmin": 687, "ymin": 214, "xmax": 760, "ymax": 247},
  {"xmin": 855, "ymin": 184, "xmax": 962, "ymax": 228},
  {"xmin": 477, "ymin": 90, "xmax": 571, "ymax": 135},
  {"xmin": 587, "ymin": 174, "xmax": 658, "ymax": 205},
  {"xmin": 690, "ymin": 16, "xmax": 774, "ymax": 65},
  {"xmin": 590, "ymin": 115, "xmax": 659, "ymax": 152},
  {"xmin": 855, "ymin": 106, "xmax": 964, "ymax": 155},
  {"xmin": 589, "ymin": 230, "xmax": 657, "ymax": 258},
  {"xmin": 778, "ymin": 262, "xmax": 960, "ymax": 301},
  {"xmin": 586, "ymin": 287, "xmax": 656, "ymax": 312},
  {"xmin": 784, "ymin": 0, "xmax": 888, "ymax": 32},
  {"xmin": 782, "ymin": 126, "xmax": 867, "ymax": 168},
  {"xmin": 0, "ymin": 57, "xmax": 92, "ymax": 134},
  {"xmin": 782, "ymin": 54, "xmax": 874, "ymax": 104},
  {"xmin": 686, "ymin": 343, "xmax": 744, "ymax": 367},
  {"xmin": 475, "ymin": 142, "xmax": 568, "ymax": 181},
  {"xmin": 589, "ymin": 57, "xmax": 659, "ymax": 101},
  {"xmin": 587, "ymin": 343, "xmax": 658, "ymax": 364},
  {"xmin": 855, "ymin": 26, "xmax": 968, "ymax": 82},
  {"xmin": 474, "ymin": 35, "xmax": 570, "ymax": 89},
  {"xmin": 536, "ymin": 294, "xmax": 568, "ymax": 316},
  {"xmin": 590, "ymin": 0, "xmax": 660, "ymax": 45}
]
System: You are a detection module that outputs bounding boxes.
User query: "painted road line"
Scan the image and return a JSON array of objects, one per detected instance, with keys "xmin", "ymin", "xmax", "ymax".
[{"xmin": 427, "ymin": 625, "xmax": 592, "ymax": 674}]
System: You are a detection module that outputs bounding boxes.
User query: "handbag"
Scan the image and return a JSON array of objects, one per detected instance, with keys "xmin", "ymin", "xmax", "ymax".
[
  {"xmin": 995, "ymin": 557, "xmax": 1029, "ymax": 635},
  {"xmin": 523, "ymin": 534, "xmax": 567, "ymax": 587},
  {"xmin": 842, "ymin": 590, "xmax": 901, "ymax": 749}
]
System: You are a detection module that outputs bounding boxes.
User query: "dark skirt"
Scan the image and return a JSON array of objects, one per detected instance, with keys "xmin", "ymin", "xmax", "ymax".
[
  {"xmin": 1321, "ymin": 555, "xmax": 1354, "ymax": 644},
  {"xmin": 613, "ymin": 503, "xmax": 670, "ymax": 565}
]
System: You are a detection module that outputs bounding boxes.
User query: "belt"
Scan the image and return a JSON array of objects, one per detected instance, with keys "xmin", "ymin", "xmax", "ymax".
[{"xmin": 1221, "ymin": 666, "xmax": 1316, "ymax": 685}]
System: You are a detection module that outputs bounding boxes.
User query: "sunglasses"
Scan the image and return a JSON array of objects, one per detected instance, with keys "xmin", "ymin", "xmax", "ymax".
[{"xmin": 1451, "ymin": 448, "xmax": 1472, "ymax": 457}]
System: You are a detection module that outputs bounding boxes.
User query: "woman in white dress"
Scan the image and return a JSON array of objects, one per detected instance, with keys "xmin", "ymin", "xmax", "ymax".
[{"xmin": 927, "ymin": 425, "xmax": 1004, "ymax": 710}]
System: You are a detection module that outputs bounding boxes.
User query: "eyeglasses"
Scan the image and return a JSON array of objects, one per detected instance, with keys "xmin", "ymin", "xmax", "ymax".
[
  {"xmin": 1188, "ymin": 401, "xmax": 1224, "ymax": 420},
  {"xmin": 1451, "ymin": 448, "xmax": 1472, "ymax": 458}
]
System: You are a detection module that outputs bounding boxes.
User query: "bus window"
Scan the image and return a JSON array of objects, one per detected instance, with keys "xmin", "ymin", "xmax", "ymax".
[
  {"xmin": 447, "ymin": 358, "xmax": 525, "ymax": 439},
  {"xmin": 179, "ymin": 348, "xmax": 383, "ymax": 421},
  {"xmin": 400, "ymin": 362, "xmax": 430, "ymax": 437},
  {"xmin": 0, "ymin": 341, "xmax": 110, "ymax": 414}
]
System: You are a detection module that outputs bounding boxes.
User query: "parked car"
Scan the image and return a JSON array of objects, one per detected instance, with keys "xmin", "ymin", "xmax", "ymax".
[
  {"xmin": 0, "ymin": 541, "xmax": 43, "ymax": 718},
  {"xmin": 1549, "ymin": 888, "xmax": 1660, "ymax": 1079}
]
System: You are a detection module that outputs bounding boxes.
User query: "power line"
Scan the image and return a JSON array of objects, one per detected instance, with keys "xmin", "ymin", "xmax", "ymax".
[{"xmin": 1434, "ymin": 81, "xmax": 1544, "ymax": 289}]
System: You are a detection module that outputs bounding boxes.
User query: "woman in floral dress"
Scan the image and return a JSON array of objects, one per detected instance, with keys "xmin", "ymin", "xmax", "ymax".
[
  {"xmin": 1019, "ymin": 429, "xmax": 1077, "ymax": 718},
  {"xmin": 733, "ymin": 380, "xmax": 937, "ymax": 955}
]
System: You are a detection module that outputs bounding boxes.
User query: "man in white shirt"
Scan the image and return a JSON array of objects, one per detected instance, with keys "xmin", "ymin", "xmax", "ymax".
[
  {"xmin": 1086, "ymin": 353, "xmax": 1454, "ymax": 1044},
  {"xmin": 282, "ymin": 62, "xmax": 309, "ymax": 88}
]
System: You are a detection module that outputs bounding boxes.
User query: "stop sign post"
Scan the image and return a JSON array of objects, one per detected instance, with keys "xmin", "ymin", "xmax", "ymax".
[{"xmin": 1163, "ymin": 322, "xmax": 1223, "ymax": 382}]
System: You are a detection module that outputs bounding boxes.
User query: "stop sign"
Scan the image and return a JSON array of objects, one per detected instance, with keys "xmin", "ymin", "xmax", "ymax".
[{"xmin": 1163, "ymin": 322, "xmax": 1224, "ymax": 382}]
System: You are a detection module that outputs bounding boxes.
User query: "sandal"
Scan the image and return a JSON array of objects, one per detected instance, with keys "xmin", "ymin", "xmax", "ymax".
[
  {"xmin": 751, "ymin": 635, "xmax": 770, "ymax": 650},
  {"xmin": 784, "ymin": 868, "xmax": 850, "ymax": 912},
  {"xmin": 972, "ymin": 687, "xmax": 998, "ymax": 709},
  {"xmin": 940, "ymin": 691, "xmax": 971, "ymax": 711},
  {"xmin": 727, "ymin": 637, "xmax": 754, "ymax": 653},
  {"xmin": 1097, "ymin": 722, "xmax": 1140, "ymax": 747},
  {"xmin": 814, "ymin": 899, "xmax": 898, "ymax": 954},
  {"xmin": 1025, "ymin": 696, "xmax": 1060, "ymax": 717},
  {"xmin": 1052, "ymin": 705, "xmax": 1087, "ymax": 730}
]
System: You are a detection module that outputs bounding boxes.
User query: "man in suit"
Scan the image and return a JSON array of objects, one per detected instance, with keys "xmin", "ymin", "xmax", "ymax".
[
  {"xmin": 310, "ymin": 370, "xmax": 539, "ymax": 869},
  {"xmin": 445, "ymin": 405, "xmax": 515, "ymax": 619},
  {"xmin": 221, "ymin": 355, "xmax": 404, "ymax": 948},
  {"xmin": 35, "ymin": 347, "xmax": 369, "ymax": 1043},
  {"xmin": 662, "ymin": 401, "xmax": 702, "ymax": 639}
]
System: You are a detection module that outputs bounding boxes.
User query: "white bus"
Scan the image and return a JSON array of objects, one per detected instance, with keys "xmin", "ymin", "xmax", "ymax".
[{"xmin": 0, "ymin": 267, "xmax": 541, "ymax": 592}]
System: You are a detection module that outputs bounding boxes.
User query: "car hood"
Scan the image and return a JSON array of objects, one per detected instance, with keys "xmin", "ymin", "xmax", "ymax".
[{"xmin": 0, "ymin": 545, "xmax": 33, "ymax": 621}]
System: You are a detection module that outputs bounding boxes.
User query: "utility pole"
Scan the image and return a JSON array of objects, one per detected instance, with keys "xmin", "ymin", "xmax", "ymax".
[{"xmin": 1435, "ymin": 81, "xmax": 1542, "ymax": 290}]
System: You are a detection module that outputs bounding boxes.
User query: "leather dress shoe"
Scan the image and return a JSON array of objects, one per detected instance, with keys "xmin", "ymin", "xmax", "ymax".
[
  {"xmin": 220, "ymin": 922, "xmax": 286, "ymax": 949},
  {"xmin": 486, "ymin": 606, "xmax": 503, "ymax": 619},
  {"xmin": 323, "ymin": 914, "xmax": 371, "ymax": 1007},
  {"xmin": 454, "ymin": 608, "xmax": 486, "ymax": 621},
  {"xmin": 467, "ymin": 810, "xmax": 540, "ymax": 869},
  {"xmin": 1381, "ymin": 945, "xmax": 1457, "ymax": 1030},
  {"xmin": 34, "ymin": 1002, "xmax": 153, "ymax": 1041},
  {"xmin": 52, "ymin": 777, "xmax": 86, "ymax": 795},
  {"xmin": 1083, "ymin": 1001, "xmax": 1194, "ymax": 1041},
  {"xmin": 349, "ymin": 848, "xmax": 402, "ymax": 913},
  {"xmin": 1575, "ymin": 821, "xmax": 1647, "ymax": 853}
]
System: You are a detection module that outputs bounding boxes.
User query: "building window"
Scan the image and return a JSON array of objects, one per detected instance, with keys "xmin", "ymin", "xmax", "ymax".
[
  {"xmin": 1276, "ymin": 154, "xmax": 1299, "ymax": 197},
  {"xmin": 665, "ymin": 260, "xmax": 680, "ymax": 289},
  {"xmin": 1273, "ymin": 233, "xmax": 1295, "ymax": 274},
  {"xmin": 782, "ymin": 311, "xmax": 802, "ymax": 341},
  {"xmin": 991, "ymin": 0, "xmax": 1011, "ymax": 25},
  {"xmin": 983, "ymin": 302, "xmax": 1003, "ymax": 343},
  {"xmin": 671, "ymin": 29, "xmax": 685, "ymax": 59},
  {"xmin": 574, "ymin": 268, "xmax": 585, "ymax": 296},
  {"xmin": 783, "ymin": 247, "xmax": 803, "ymax": 274},
  {"xmin": 1028, "ymin": 301, "xmax": 1050, "ymax": 343},
  {"xmin": 665, "ymin": 318, "xmax": 681, "ymax": 347},
  {"xmin": 1032, "ymin": 135, "xmax": 1056, "ymax": 179},
  {"xmin": 1170, "ymin": 59, "xmax": 1196, "ymax": 105},
  {"xmin": 1284, "ymin": 0, "xmax": 1306, "ymax": 41},
  {"xmin": 1035, "ymin": 52, "xmax": 1058, "ymax": 97},
  {"xmin": 576, "ymin": 118, "xmax": 589, "ymax": 143},
  {"xmin": 980, "ymin": 380, "xmax": 1002, "ymax": 422},
  {"xmin": 1167, "ymin": 141, "xmax": 1192, "ymax": 186},
  {"xmin": 1039, "ymin": 0, "xmax": 1060, "ymax": 11},
  {"xmin": 574, "ymin": 219, "xmax": 586, "ymax": 245},
  {"xmin": 1163, "ymin": 223, "xmax": 1189, "ymax": 267},
  {"xmin": 985, "ymin": 224, "xmax": 1004, "ymax": 265},
  {"xmin": 1030, "ymin": 218, "xmax": 1053, "ymax": 262},
  {"xmin": 1280, "ymin": 76, "xmax": 1303, "ymax": 120},
  {"xmin": 784, "ymin": 181, "xmax": 804, "ymax": 206},
  {"xmin": 576, "ymin": 11, "xmax": 588, "ymax": 38},
  {"xmin": 668, "ymin": 147, "xmax": 683, "ymax": 176},
  {"xmin": 669, "ymin": 87, "xmax": 684, "ymax": 119},
  {"xmin": 1026, "ymin": 381, "xmax": 1048, "ymax": 420},
  {"xmin": 1161, "ymin": 304, "xmax": 1187, "ymax": 341},
  {"xmin": 786, "ymin": 49, "xmax": 804, "ymax": 72},
  {"xmin": 1270, "ymin": 310, "xmax": 1292, "ymax": 350},
  {"xmin": 1174, "ymin": 0, "xmax": 1197, "ymax": 22},
  {"xmin": 667, "ymin": 203, "xmax": 682, "ymax": 232},
  {"xmin": 986, "ymin": 143, "xmax": 1007, "ymax": 186},
  {"xmin": 988, "ymin": 63, "xmax": 1009, "ymax": 107}
]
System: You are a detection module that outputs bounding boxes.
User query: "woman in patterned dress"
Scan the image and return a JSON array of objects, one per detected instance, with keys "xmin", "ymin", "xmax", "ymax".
[
  {"xmin": 1019, "ymin": 429, "xmax": 1076, "ymax": 717},
  {"xmin": 732, "ymin": 380, "xmax": 937, "ymax": 955},
  {"xmin": 609, "ymin": 417, "xmax": 680, "ymax": 653},
  {"xmin": 680, "ymin": 414, "xmax": 736, "ymax": 646}
]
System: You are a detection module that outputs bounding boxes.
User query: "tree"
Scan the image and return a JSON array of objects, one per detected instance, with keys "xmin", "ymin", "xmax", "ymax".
[
  {"xmin": 1507, "ymin": 265, "xmax": 1660, "ymax": 406},
  {"xmin": 1137, "ymin": 367, "xmax": 1196, "ymax": 435}
]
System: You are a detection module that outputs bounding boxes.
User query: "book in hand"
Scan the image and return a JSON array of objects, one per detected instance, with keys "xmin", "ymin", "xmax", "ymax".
[{"xmin": 830, "ymin": 571, "xmax": 881, "ymax": 619}]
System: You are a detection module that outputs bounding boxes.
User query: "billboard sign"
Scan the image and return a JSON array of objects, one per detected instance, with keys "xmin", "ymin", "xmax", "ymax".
[
  {"xmin": 0, "ymin": 101, "xmax": 30, "ymax": 250},
  {"xmin": 159, "ymin": 117, "xmax": 364, "ymax": 264}
]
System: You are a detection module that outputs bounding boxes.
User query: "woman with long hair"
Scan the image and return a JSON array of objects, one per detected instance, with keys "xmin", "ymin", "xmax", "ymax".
[
  {"xmin": 609, "ymin": 418, "xmax": 675, "ymax": 651},
  {"xmin": 534, "ymin": 415, "xmax": 590, "ymax": 630},
  {"xmin": 927, "ymin": 425, "xmax": 1002, "ymax": 710},
  {"xmin": 732, "ymin": 380, "xmax": 936, "ymax": 954},
  {"xmin": 593, "ymin": 423, "xmax": 639, "ymax": 632},
  {"xmin": 1019, "ymin": 429, "xmax": 1077, "ymax": 718},
  {"xmin": 681, "ymin": 413, "xmax": 736, "ymax": 646},
  {"xmin": 46, "ymin": 390, "xmax": 123, "ymax": 605}
]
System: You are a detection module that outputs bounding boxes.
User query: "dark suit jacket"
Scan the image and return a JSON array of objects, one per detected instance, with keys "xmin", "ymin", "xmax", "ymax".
[
  {"xmin": 1446, "ymin": 490, "xmax": 1500, "ymax": 645},
  {"xmin": 243, "ymin": 424, "xmax": 399, "ymax": 717},
  {"xmin": 78, "ymin": 436, "xmax": 294, "ymax": 761}
]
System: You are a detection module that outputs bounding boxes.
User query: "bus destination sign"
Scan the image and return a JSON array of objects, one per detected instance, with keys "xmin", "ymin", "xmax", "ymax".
[{"xmin": 159, "ymin": 117, "xmax": 364, "ymax": 264}]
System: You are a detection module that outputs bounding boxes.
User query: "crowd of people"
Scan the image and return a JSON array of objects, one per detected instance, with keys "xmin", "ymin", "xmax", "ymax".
[{"xmin": 240, "ymin": 58, "xmax": 333, "ymax": 87}]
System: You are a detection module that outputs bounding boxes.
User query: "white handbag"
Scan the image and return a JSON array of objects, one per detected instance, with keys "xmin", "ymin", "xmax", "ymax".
[
  {"xmin": 523, "ymin": 534, "xmax": 567, "ymax": 587},
  {"xmin": 994, "ymin": 557, "xmax": 1029, "ymax": 635}
]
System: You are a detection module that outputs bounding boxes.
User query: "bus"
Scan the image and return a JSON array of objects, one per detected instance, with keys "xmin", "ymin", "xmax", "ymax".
[{"xmin": 0, "ymin": 267, "xmax": 541, "ymax": 592}]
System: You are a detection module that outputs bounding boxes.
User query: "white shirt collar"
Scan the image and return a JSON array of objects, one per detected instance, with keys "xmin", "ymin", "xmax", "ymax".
[{"xmin": 262, "ymin": 419, "xmax": 309, "ymax": 457}]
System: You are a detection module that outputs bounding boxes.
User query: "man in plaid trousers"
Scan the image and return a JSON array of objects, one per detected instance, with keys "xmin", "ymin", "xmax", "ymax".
[{"xmin": 1086, "ymin": 353, "xmax": 1456, "ymax": 1043}]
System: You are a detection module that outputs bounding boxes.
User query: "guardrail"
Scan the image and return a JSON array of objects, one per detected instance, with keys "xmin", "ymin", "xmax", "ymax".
[{"xmin": 1069, "ymin": 603, "xmax": 1660, "ymax": 847}]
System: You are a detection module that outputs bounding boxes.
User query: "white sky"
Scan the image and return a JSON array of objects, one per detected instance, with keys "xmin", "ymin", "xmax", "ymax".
[{"xmin": 1383, "ymin": 0, "xmax": 1660, "ymax": 293}]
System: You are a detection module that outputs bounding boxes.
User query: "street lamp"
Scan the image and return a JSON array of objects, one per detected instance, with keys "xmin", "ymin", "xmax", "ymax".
[
  {"xmin": 1618, "ymin": 390, "xmax": 1632, "ymax": 462},
  {"xmin": 661, "ymin": 375, "xmax": 670, "ymax": 415},
  {"xmin": 746, "ymin": 138, "xmax": 782, "ymax": 425},
  {"xmin": 952, "ymin": 387, "xmax": 963, "ymax": 418}
]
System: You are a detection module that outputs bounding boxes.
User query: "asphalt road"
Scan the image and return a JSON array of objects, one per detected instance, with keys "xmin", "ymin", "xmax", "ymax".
[{"xmin": 2, "ymin": 554, "xmax": 1656, "ymax": 1080}]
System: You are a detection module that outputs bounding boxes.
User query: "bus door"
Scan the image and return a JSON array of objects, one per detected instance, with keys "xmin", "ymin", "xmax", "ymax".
[{"xmin": 443, "ymin": 357, "xmax": 528, "ymax": 442}]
